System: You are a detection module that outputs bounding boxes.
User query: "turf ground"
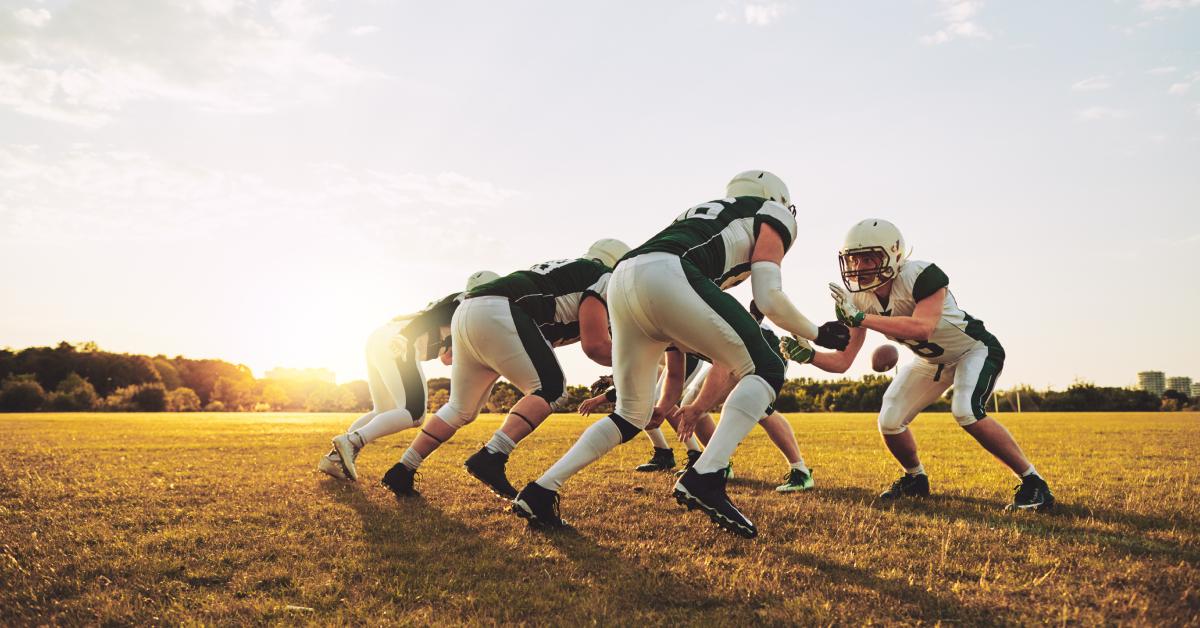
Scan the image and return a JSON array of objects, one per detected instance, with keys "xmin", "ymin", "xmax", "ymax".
[{"xmin": 1, "ymin": 411, "xmax": 1198, "ymax": 625}]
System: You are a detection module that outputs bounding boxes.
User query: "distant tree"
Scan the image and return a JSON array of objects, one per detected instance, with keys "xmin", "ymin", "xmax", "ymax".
[
  {"xmin": 259, "ymin": 383, "xmax": 290, "ymax": 410},
  {"xmin": 104, "ymin": 383, "xmax": 167, "ymax": 412},
  {"xmin": 1162, "ymin": 390, "xmax": 1189, "ymax": 412},
  {"xmin": 152, "ymin": 358, "xmax": 182, "ymax": 390},
  {"xmin": 341, "ymin": 381, "xmax": 371, "ymax": 411},
  {"xmin": 486, "ymin": 382, "xmax": 522, "ymax": 413},
  {"xmin": 166, "ymin": 387, "xmax": 202, "ymax": 412},
  {"xmin": 427, "ymin": 388, "xmax": 449, "ymax": 411},
  {"xmin": 554, "ymin": 385, "xmax": 592, "ymax": 413},
  {"xmin": 45, "ymin": 373, "xmax": 99, "ymax": 411},
  {"xmin": 204, "ymin": 400, "xmax": 226, "ymax": 412},
  {"xmin": 0, "ymin": 374, "xmax": 47, "ymax": 412}
]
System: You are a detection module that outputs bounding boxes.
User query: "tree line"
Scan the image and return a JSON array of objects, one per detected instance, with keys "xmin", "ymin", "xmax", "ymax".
[{"xmin": 0, "ymin": 342, "xmax": 1189, "ymax": 413}]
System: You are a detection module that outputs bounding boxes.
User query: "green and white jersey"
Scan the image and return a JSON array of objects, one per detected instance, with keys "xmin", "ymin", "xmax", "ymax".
[
  {"xmin": 850, "ymin": 260, "xmax": 1003, "ymax": 365},
  {"xmin": 624, "ymin": 196, "xmax": 799, "ymax": 289},
  {"xmin": 398, "ymin": 291, "xmax": 464, "ymax": 361},
  {"xmin": 468, "ymin": 258, "xmax": 610, "ymax": 346}
]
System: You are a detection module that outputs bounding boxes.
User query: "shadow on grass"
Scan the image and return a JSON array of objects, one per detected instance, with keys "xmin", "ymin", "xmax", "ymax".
[
  {"xmin": 814, "ymin": 484, "xmax": 1200, "ymax": 563},
  {"xmin": 318, "ymin": 478, "xmax": 728, "ymax": 622}
]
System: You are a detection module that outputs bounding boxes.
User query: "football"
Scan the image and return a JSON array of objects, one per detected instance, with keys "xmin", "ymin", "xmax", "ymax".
[{"xmin": 871, "ymin": 344, "xmax": 899, "ymax": 372}]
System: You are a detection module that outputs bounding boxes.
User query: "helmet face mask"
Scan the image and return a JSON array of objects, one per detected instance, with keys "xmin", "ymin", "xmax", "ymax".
[{"xmin": 839, "ymin": 248, "xmax": 895, "ymax": 292}]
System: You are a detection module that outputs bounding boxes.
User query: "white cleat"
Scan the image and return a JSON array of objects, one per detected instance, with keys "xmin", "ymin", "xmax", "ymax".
[
  {"xmin": 330, "ymin": 433, "xmax": 362, "ymax": 481},
  {"xmin": 318, "ymin": 451, "xmax": 348, "ymax": 480}
]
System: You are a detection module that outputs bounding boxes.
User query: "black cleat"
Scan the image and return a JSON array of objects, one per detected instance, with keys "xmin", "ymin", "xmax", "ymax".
[
  {"xmin": 1007, "ymin": 474, "xmax": 1055, "ymax": 511},
  {"xmin": 674, "ymin": 449, "xmax": 704, "ymax": 478},
  {"xmin": 381, "ymin": 463, "xmax": 420, "ymax": 498},
  {"xmin": 635, "ymin": 447, "xmax": 677, "ymax": 472},
  {"xmin": 511, "ymin": 481, "xmax": 568, "ymax": 529},
  {"xmin": 879, "ymin": 473, "xmax": 930, "ymax": 500},
  {"xmin": 673, "ymin": 468, "xmax": 757, "ymax": 539},
  {"xmin": 464, "ymin": 447, "xmax": 519, "ymax": 500}
]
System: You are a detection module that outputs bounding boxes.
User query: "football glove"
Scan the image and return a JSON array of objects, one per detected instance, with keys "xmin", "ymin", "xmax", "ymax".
[
  {"xmin": 829, "ymin": 282, "xmax": 866, "ymax": 327},
  {"xmin": 589, "ymin": 374, "xmax": 614, "ymax": 397},
  {"xmin": 779, "ymin": 335, "xmax": 815, "ymax": 364},
  {"xmin": 815, "ymin": 321, "xmax": 851, "ymax": 351}
]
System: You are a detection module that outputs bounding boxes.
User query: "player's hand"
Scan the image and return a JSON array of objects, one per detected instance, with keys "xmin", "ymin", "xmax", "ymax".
[
  {"xmin": 672, "ymin": 404, "xmax": 709, "ymax": 443},
  {"xmin": 577, "ymin": 394, "xmax": 607, "ymax": 416},
  {"xmin": 780, "ymin": 335, "xmax": 815, "ymax": 363},
  {"xmin": 829, "ymin": 282, "xmax": 866, "ymax": 327},
  {"xmin": 648, "ymin": 404, "xmax": 676, "ymax": 430},
  {"xmin": 815, "ymin": 321, "xmax": 851, "ymax": 350},
  {"xmin": 588, "ymin": 374, "xmax": 614, "ymax": 397}
]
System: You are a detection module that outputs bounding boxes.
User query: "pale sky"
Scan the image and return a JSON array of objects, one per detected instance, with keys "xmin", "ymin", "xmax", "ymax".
[{"xmin": 1, "ymin": 0, "xmax": 1198, "ymax": 390}]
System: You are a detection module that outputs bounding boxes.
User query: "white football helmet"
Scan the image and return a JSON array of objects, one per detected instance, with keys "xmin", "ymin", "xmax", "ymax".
[
  {"xmin": 465, "ymin": 270, "xmax": 499, "ymax": 291},
  {"xmin": 839, "ymin": 219, "xmax": 907, "ymax": 292},
  {"xmin": 726, "ymin": 170, "xmax": 793, "ymax": 212},
  {"xmin": 585, "ymin": 238, "xmax": 631, "ymax": 268}
]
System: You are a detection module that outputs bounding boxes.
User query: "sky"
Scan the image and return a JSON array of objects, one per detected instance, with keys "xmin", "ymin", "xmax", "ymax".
[{"xmin": 1, "ymin": 0, "xmax": 1198, "ymax": 390}]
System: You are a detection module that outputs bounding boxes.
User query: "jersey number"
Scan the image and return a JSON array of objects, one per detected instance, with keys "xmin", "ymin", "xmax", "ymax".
[
  {"xmin": 676, "ymin": 202, "xmax": 725, "ymax": 222},
  {"xmin": 899, "ymin": 338, "xmax": 945, "ymax": 358},
  {"xmin": 529, "ymin": 259, "xmax": 573, "ymax": 275}
]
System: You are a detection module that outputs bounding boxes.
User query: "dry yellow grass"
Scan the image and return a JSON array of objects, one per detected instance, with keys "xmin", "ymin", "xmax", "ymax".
[{"xmin": 1, "ymin": 411, "xmax": 1198, "ymax": 625}]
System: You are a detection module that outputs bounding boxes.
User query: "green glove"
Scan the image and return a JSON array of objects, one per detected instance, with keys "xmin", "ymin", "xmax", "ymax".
[
  {"xmin": 828, "ymin": 282, "xmax": 865, "ymax": 327},
  {"xmin": 780, "ymin": 335, "xmax": 815, "ymax": 364}
]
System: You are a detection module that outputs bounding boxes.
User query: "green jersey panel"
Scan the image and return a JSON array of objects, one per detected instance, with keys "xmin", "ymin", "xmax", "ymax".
[
  {"xmin": 469, "ymin": 258, "xmax": 610, "ymax": 346},
  {"xmin": 399, "ymin": 291, "xmax": 463, "ymax": 361}
]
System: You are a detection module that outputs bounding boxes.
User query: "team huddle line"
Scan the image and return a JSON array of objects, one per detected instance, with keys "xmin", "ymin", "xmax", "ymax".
[{"xmin": 318, "ymin": 170, "xmax": 1055, "ymax": 539}]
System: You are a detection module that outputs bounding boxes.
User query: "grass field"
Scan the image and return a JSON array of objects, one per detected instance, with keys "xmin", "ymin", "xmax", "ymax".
[{"xmin": 1, "ymin": 411, "xmax": 1198, "ymax": 625}]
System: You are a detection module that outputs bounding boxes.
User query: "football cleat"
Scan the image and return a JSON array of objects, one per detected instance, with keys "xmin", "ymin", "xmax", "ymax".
[
  {"xmin": 673, "ymin": 468, "xmax": 757, "ymax": 539},
  {"xmin": 317, "ymin": 450, "xmax": 348, "ymax": 480},
  {"xmin": 511, "ymin": 481, "xmax": 568, "ymax": 529},
  {"xmin": 775, "ymin": 468, "xmax": 814, "ymax": 493},
  {"xmin": 879, "ymin": 472, "xmax": 930, "ymax": 500},
  {"xmin": 381, "ymin": 463, "xmax": 420, "ymax": 498},
  {"xmin": 635, "ymin": 447, "xmax": 677, "ymax": 472},
  {"xmin": 1006, "ymin": 475, "xmax": 1055, "ymax": 512},
  {"xmin": 331, "ymin": 432, "xmax": 364, "ymax": 482},
  {"xmin": 464, "ymin": 447, "xmax": 518, "ymax": 499}
]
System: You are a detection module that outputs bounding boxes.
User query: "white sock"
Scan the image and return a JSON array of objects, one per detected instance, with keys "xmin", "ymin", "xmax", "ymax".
[
  {"xmin": 694, "ymin": 376, "xmax": 773, "ymax": 475},
  {"xmin": 685, "ymin": 435, "xmax": 702, "ymax": 453},
  {"xmin": 905, "ymin": 463, "xmax": 926, "ymax": 476},
  {"xmin": 485, "ymin": 431, "xmax": 517, "ymax": 456},
  {"xmin": 1020, "ymin": 464, "xmax": 1037, "ymax": 478},
  {"xmin": 347, "ymin": 410, "xmax": 377, "ymax": 433},
  {"xmin": 354, "ymin": 408, "xmax": 416, "ymax": 445},
  {"xmin": 645, "ymin": 427, "xmax": 670, "ymax": 449},
  {"xmin": 400, "ymin": 448, "xmax": 424, "ymax": 471},
  {"xmin": 789, "ymin": 460, "xmax": 810, "ymax": 475},
  {"xmin": 536, "ymin": 417, "xmax": 623, "ymax": 491}
]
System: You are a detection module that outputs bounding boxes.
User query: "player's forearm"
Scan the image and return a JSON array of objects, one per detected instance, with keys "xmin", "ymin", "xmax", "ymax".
[
  {"xmin": 655, "ymin": 353, "xmax": 685, "ymax": 408},
  {"xmin": 862, "ymin": 314, "xmax": 934, "ymax": 342},
  {"xmin": 750, "ymin": 261, "xmax": 819, "ymax": 340},
  {"xmin": 810, "ymin": 350, "xmax": 852, "ymax": 374},
  {"xmin": 689, "ymin": 367, "xmax": 734, "ymax": 412}
]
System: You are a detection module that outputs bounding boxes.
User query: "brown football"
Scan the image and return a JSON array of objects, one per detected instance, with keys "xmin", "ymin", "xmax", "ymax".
[{"xmin": 872, "ymin": 344, "xmax": 899, "ymax": 372}]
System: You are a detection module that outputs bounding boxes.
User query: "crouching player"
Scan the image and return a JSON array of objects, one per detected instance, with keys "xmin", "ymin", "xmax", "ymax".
[
  {"xmin": 379, "ymin": 239, "xmax": 628, "ymax": 499},
  {"xmin": 782, "ymin": 219, "xmax": 1054, "ymax": 511},
  {"xmin": 319, "ymin": 270, "xmax": 499, "ymax": 481}
]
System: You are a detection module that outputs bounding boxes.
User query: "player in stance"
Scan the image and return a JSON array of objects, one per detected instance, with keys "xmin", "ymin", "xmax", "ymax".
[
  {"xmin": 511, "ymin": 171, "xmax": 849, "ymax": 538},
  {"xmin": 380, "ymin": 239, "xmax": 629, "ymax": 499},
  {"xmin": 319, "ymin": 270, "xmax": 499, "ymax": 481},
  {"xmin": 782, "ymin": 219, "xmax": 1054, "ymax": 511}
]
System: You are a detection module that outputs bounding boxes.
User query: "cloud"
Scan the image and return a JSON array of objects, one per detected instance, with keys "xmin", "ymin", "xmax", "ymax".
[
  {"xmin": 1168, "ymin": 82, "xmax": 1191, "ymax": 94},
  {"xmin": 349, "ymin": 25, "xmax": 380, "ymax": 36},
  {"xmin": 1139, "ymin": 0, "xmax": 1200, "ymax": 9},
  {"xmin": 0, "ymin": 144, "xmax": 517, "ymax": 247},
  {"xmin": 1148, "ymin": 66, "xmax": 1178, "ymax": 75},
  {"xmin": 716, "ymin": 1, "xmax": 788, "ymax": 26},
  {"xmin": 1072, "ymin": 76, "xmax": 1112, "ymax": 91},
  {"xmin": 0, "ymin": 0, "xmax": 382, "ymax": 126},
  {"xmin": 920, "ymin": 1, "xmax": 991, "ymax": 45},
  {"xmin": 1075, "ymin": 106, "xmax": 1128, "ymax": 121}
]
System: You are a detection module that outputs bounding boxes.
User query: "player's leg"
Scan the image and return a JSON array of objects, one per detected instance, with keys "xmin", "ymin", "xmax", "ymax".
[
  {"xmin": 876, "ymin": 359, "xmax": 950, "ymax": 499},
  {"xmin": 950, "ymin": 344, "xmax": 1054, "ymax": 510},
  {"xmin": 320, "ymin": 326, "xmax": 394, "ymax": 479},
  {"xmin": 465, "ymin": 299, "xmax": 566, "ymax": 499},
  {"xmin": 513, "ymin": 261, "xmax": 667, "ymax": 527},
  {"xmin": 652, "ymin": 261, "xmax": 783, "ymax": 538},
  {"xmin": 637, "ymin": 369, "xmax": 676, "ymax": 472},
  {"xmin": 383, "ymin": 302, "xmax": 496, "ymax": 497},
  {"xmin": 759, "ymin": 412, "xmax": 813, "ymax": 492}
]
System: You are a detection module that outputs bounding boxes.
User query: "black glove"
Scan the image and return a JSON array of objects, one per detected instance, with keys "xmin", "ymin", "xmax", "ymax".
[
  {"xmin": 589, "ymin": 375, "xmax": 614, "ymax": 397},
  {"xmin": 814, "ymin": 321, "xmax": 851, "ymax": 351}
]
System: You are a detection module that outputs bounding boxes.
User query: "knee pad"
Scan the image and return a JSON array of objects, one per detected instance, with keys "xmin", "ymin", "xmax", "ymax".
[
  {"xmin": 727, "ymin": 375, "xmax": 776, "ymax": 420},
  {"xmin": 951, "ymin": 391, "xmax": 980, "ymax": 427},
  {"xmin": 607, "ymin": 413, "xmax": 643, "ymax": 443},
  {"xmin": 877, "ymin": 407, "xmax": 909, "ymax": 436},
  {"xmin": 436, "ymin": 404, "xmax": 476, "ymax": 430},
  {"xmin": 531, "ymin": 379, "xmax": 565, "ymax": 405}
]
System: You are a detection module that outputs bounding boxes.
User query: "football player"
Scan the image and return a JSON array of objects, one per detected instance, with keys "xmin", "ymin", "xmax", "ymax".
[
  {"xmin": 781, "ymin": 219, "xmax": 1054, "ymax": 511},
  {"xmin": 319, "ymin": 270, "xmax": 499, "ymax": 481},
  {"xmin": 379, "ymin": 239, "xmax": 629, "ymax": 499},
  {"xmin": 511, "ymin": 171, "xmax": 849, "ymax": 538}
]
